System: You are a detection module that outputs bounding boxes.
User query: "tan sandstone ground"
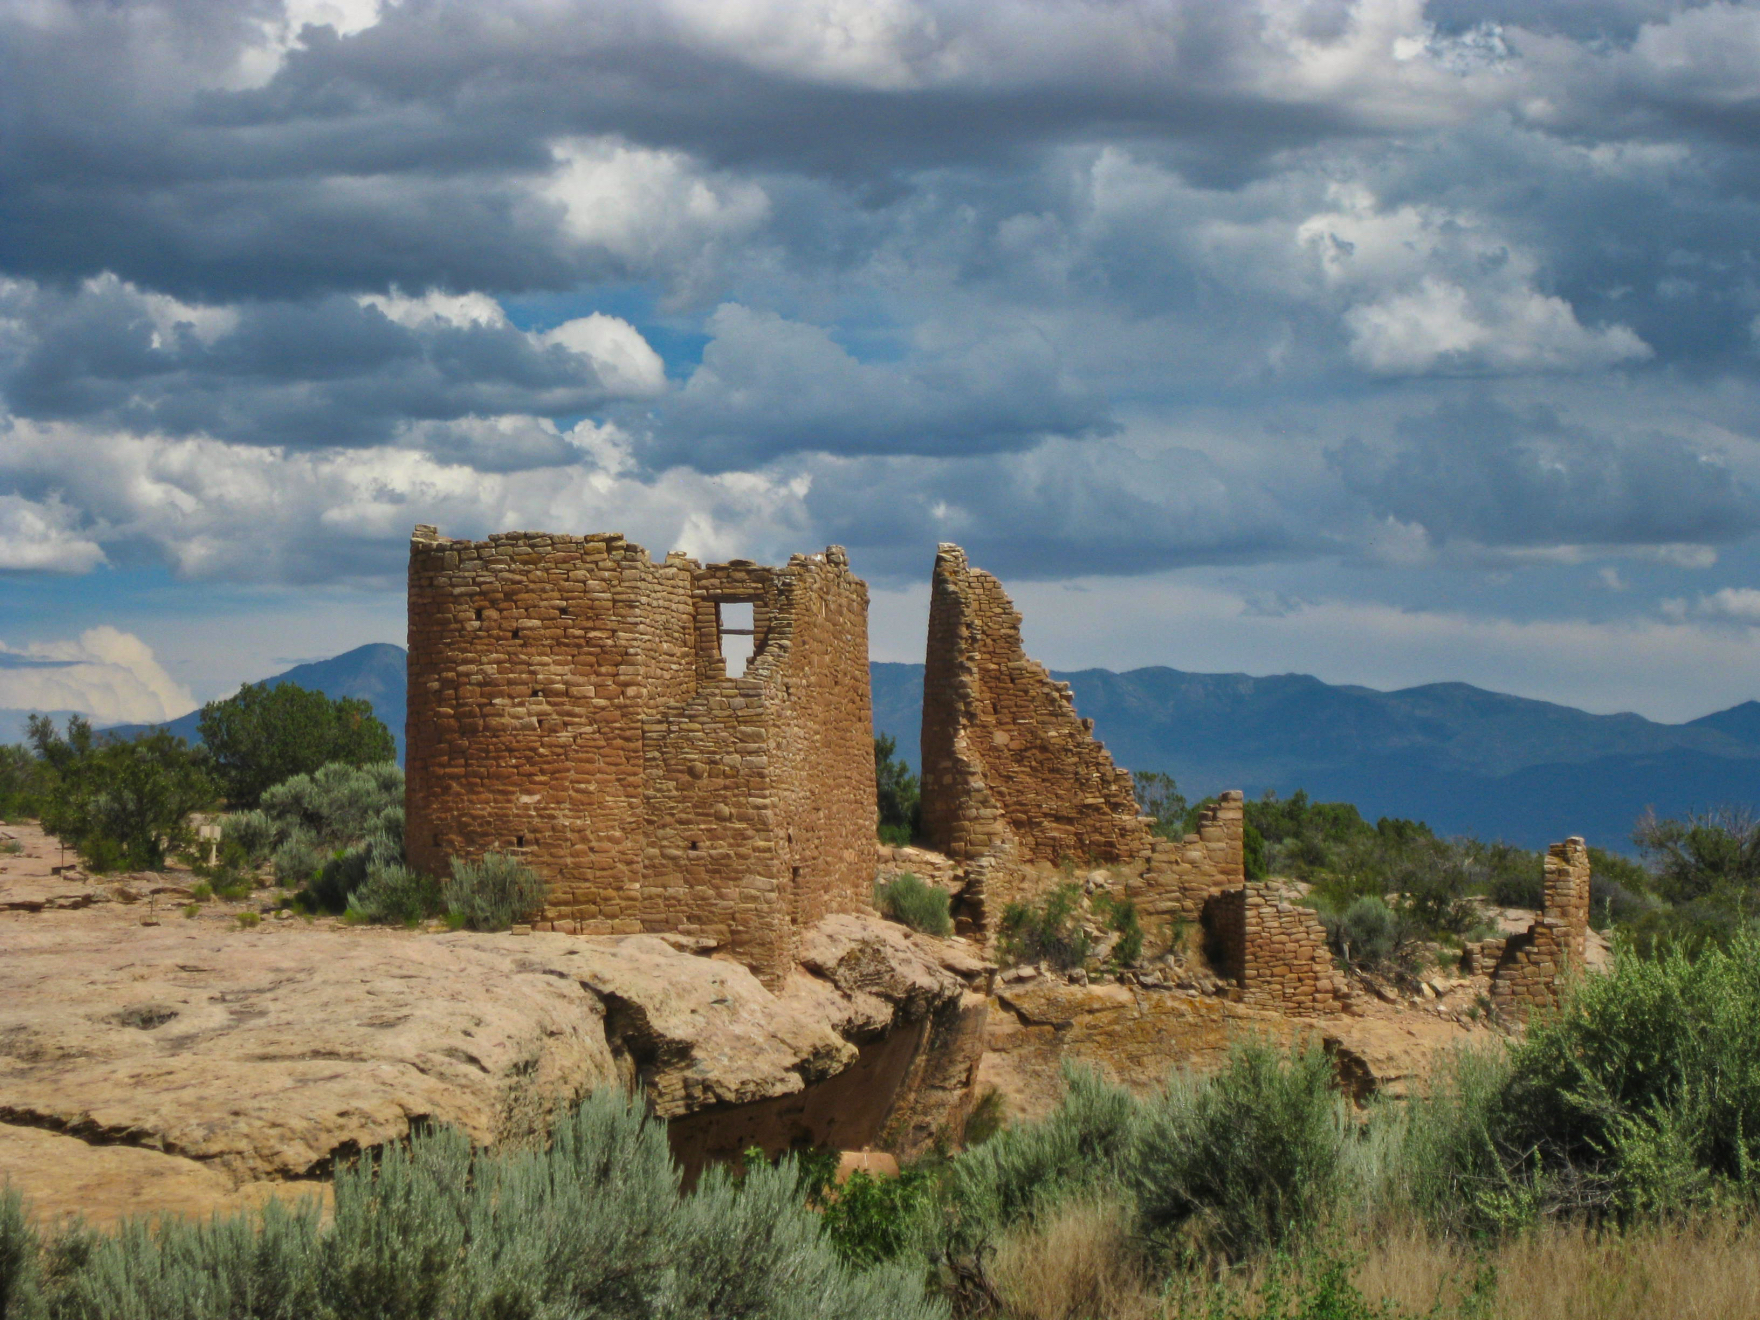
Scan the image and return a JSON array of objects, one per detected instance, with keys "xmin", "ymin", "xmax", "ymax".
[
  {"xmin": 0, "ymin": 820, "xmax": 1579, "ymax": 1225},
  {"xmin": 0, "ymin": 823, "xmax": 981, "ymax": 1224}
]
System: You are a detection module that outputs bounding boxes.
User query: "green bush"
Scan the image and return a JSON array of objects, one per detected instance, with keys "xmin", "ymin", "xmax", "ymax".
[
  {"xmin": 221, "ymin": 808, "xmax": 276, "ymax": 863},
  {"xmin": 875, "ymin": 733, "xmax": 921, "ymax": 847},
  {"xmin": 1389, "ymin": 1046, "xmax": 1522, "ymax": 1236},
  {"xmin": 347, "ymin": 865, "xmax": 444, "ymax": 925},
  {"xmin": 1499, "ymin": 927, "xmax": 1760, "ymax": 1217},
  {"xmin": 445, "ymin": 853, "xmax": 547, "ymax": 931},
  {"xmin": 1133, "ymin": 1039, "xmax": 1348, "ymax": 1262},
  {"xmin": 1316, "ymin": 895, "xmax": 1415, "ymax": 972},
  {"xmin": 1634, "ymin": 807, "xmax": 1760, "ymax": 909},
  {"xmin": 821, "ymin": 1166, "xmax": 941, "ymax": 1268},
  {"xmin": 1092, "ymin": 891, "xmax": 1144, "ymax": 966},
  {"xmin": 999, "ymin": 883, "xmax": 1091, "ymax": 969},
  {"xmin": 27, "ymin": 716, "xmax": 217, "ymax": 872},
  {"xmin": 0, "ymin": 744, "xmax": 48, "ymax": 822},
  {"xmin": 0, "ymin": 1091, "xmax": 944, "ymax": 1320},
  {"xmin": 877, "ymin": 873, "xmax": 953, "ymax": 937},
  {"xmin": 252, "ymin": 762, "xmax": 404, "ymax": 909},
  {"xmin": 1388, "ymin": 928, "xmax": 1760, "ymax": 1233},
  {"xmin": 939, "ymin": 1065, "xmax": 1139, "ymax": 1265},
  {"xmin": 199, "ymin": 681, "xmax": 396, "ymax": 809},
  {"xmin": 0, "ymin": 1182, "xmax": 38, "ymax": 1319}
]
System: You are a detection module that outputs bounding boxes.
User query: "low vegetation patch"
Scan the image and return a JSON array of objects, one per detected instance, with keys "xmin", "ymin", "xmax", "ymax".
[
  {"xmin": 999, "ymin": 883, "xmax": 1092, "ymax": 969},
  {"xmin": 444, "ymin": 852, "xmax": 546, "ymax": 931},
  {"xmin": 0, "ymin": 1092, "xmax": 942, "ymax": 1320},
  {"xmin": 877, "ymin": 872, "xmax": 953, "ymax": 936}
]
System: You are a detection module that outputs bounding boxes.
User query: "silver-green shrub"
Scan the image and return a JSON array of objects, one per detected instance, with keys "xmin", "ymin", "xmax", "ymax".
[
  {"xmin": 249, "ymin": 762, "xmax": 404, "ymax": 908},
  {"xmin": 445, "ymin": 853, "xmax": 547, "ymax": 932},
  {"xmin": 346, "ymin": 865, "xmax": 443, "ymax": 926},
  {"xmin": 221, "ymin": 809, "xmax": 276, "ymax": 865},
  {"xmin": 2, "ymin": 1090, "xmax": 946, "ymax": 1320},
  {"xmin": 937, "ymin": 1064, "xmax": 1139, "ymax": 1269},
  {"xmin": 1132, "ymin": 1038, "xmax": 1349, "ymax": 1262}
]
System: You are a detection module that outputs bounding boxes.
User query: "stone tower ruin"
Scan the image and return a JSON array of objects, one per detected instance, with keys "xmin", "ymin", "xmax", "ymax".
[
  {"xmin": 1486, "ymin": 836, "xmax": 1591, "ymax": 1020},
  {"xmin": 404, "ymin": 525, "xmax": 876, "ymax": 984}
]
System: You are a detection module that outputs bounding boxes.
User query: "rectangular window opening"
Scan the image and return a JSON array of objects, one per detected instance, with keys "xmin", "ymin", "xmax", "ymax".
[{"xmin": 718, "ymin": 600, "xmax": 756, "ymax": 675}]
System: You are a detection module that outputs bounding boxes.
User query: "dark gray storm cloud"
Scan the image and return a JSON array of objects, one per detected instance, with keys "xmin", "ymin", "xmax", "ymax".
[
  {"xmin": 1333, "ymin": 399, "xmax": 1760, "ymax": 548},
  {"xmin": 0, "ymin": 277, "xmax": 634, "ymax": 455},
  {"xmin": 2, "ymin": 0, "xmax": 1760, "ymax": 594}
]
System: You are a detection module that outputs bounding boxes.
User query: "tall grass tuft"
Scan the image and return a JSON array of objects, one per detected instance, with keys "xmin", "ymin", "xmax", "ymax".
[{"xmin": 877, "ymin": 873, "xmax": 954, "ymax": 937}]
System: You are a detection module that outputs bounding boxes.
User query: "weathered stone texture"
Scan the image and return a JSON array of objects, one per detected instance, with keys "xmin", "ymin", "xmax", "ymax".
[
  {"xmin": 406, "ymin": 526, "xmax": 875, "ymax": 984},
  {"xmin": 1129, "ymin": 792, "xmax": 1247, "ymax": 925},
  {"xmin": 920, "ymin": 543, "xmax": 1149, "ymax": 868},
  {"xmin": 1204, "ymin": 886, "xmax": 1346, "ymax": 1017},
  {"xmin": 915, "ymin": 545, "xmax": 1344, "ymax": 1014},
  {"xmin": 1489, "ymin": 837, "xmax": 1591, "ymax": 1020}
]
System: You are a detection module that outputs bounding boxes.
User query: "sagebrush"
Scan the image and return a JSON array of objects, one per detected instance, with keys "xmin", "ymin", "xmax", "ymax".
[{"xmin": 0, "ymin": 1091, "xmax": 944, "ymax": 1320}]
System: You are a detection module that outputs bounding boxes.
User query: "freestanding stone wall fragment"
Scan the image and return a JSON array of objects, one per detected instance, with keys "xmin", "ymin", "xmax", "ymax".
[
  {"xmin": 1489, "ymin": 837, "xmax": 1590, "ymax": 1021},
  {"xmin": 406, "ymin": 525, "xmax": 876, "ymax": 984},
  {"xmin": 921, "ymin": 544, "xmax": 1151, "ymax": 867},
  {"xmin": 915, "ymin": 543, "xmax": 1346, "ymax": 1015},
  {"xmin": 1130, "ymin": 793, "xmax": 1247, "ymax": 925},
  {"xmin": 1203, "ymin": 887, "xmax": 1346, "ymax": 1017}
]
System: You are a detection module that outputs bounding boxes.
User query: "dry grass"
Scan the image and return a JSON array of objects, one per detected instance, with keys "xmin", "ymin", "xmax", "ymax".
[
  {"xmin": 992, "ymin": 1200, "xmax": 1157, "ymax": 1320},
  {"xmin": 990, "ymin": 1206, "xmax": 1760, "ymax": 1319},
  {"xmin": 1358, "ymin": 1218, "xmax": 1760, "ymax": 1320}
]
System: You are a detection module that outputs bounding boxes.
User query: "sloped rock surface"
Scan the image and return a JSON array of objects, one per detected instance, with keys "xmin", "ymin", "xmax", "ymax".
[{"xmin": 0, "ymin": 826, "xmax": 985, "ymax": 1220}]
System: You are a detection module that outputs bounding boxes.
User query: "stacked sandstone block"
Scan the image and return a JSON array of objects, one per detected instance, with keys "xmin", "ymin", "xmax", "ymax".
[
  {"xmin": 1238, "ymin": 891, "xmax": 1346, "ymax": 1016},
  {"xmin": 1204, "ymin": 887, "xmax": 1346, "ymax": 1017},
  {"xmin": 1130, "ymin": 792, "xmax": 1247, "ymax": 924},
  {"xmin": 1488, "ymin": 837, "xmax": 1590, "ymax": 1021},
  {"xmin": 405, "ymin": 526, "xmax": 874, "ymax": 986},
  {"xmin": 920, "ymin": 544, "xmax": 1150, "ymax": 870}
]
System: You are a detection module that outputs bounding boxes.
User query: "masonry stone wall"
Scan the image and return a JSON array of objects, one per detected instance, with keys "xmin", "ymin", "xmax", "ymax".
[
  {"xmin": 1129, "ymin": 793, "xmax": 1247, "ymax": 925},
  {"xmin": 1202, "ymin": 887, "xmax": 1345, "ymax": 1017},
  {"xmin": 921, "ymin": 544, "xmax": 1150, "ymax": 868},
  {"xmin": 916, "ymin": 544, "xmax": 1345, "ymax": 1014},
  {"xmin": 1489, "ymin": 837, "xmax": 1591, "ymax": 1021},
  {"xmin": 406, "ymin": 526, "xmax": 874, "ymax": 985}
]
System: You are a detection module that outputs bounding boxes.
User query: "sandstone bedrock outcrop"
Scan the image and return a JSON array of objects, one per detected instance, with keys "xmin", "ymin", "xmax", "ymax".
[{"xmin": 0, "ymin": 830, "xmax": 985, "ymax": 1223}]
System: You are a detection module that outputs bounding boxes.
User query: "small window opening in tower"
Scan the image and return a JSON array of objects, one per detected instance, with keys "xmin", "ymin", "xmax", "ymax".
[{"xmin": 719, "ymin": 600, "xmax": 756, "ymax": 675}]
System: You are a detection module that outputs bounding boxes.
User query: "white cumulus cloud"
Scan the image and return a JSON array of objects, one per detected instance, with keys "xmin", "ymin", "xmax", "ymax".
[
  {"xmin": 0, "ymin": 493, "xmax": 105, "ymax": 572},
  {"xmin": 0, "ymin": 626, "xmax": 195, "ymax": 724}
]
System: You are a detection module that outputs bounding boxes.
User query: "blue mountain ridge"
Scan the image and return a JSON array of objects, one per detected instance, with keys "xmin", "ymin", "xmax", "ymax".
[
  {"xmin": 871, "ymin": 662, "xmax": 1760, "ymax": 853},
  {"xmin": 82, "ymin": 647, "xmax": 1760, "ymax": 854}
]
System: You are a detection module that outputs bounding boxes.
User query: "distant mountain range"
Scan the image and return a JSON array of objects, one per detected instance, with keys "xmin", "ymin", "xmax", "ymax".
[
  {"xmin": 51, "ymin": 645, "xmax": 1760, "ymax": 853},
  {"xmin": 873, "ymin": 662, "xmax": 1760, "ymax": 853}
]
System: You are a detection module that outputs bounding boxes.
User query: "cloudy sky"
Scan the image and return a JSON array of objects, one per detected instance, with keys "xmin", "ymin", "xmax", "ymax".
[{"xmin": 4, "ymin": 0, "xmax": 1760, "ymax": 726}]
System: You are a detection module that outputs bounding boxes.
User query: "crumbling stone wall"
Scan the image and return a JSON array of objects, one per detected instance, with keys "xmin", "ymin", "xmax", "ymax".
[
  {"xmin": 921, "ymin": 544, "xmax": 1149, "ymax": 867},
  {"xmin": 1129, "ymin": 793, "xmax": 1247, "ymax": 925},
  {"xmin": 406, "ymin": 526, "xmax": 875, "ymax": 984},
  {"xmin": 916, "ymin": 544, "xmax": 1344, "ymax": 1014},
  {"xmin": 1203, "ymin": 887, "xmax": 1345, "ymax": 1017},
  {"xmin": 1489, "ymin": 837, "xmax": 1591, "ymax": 1021}
]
